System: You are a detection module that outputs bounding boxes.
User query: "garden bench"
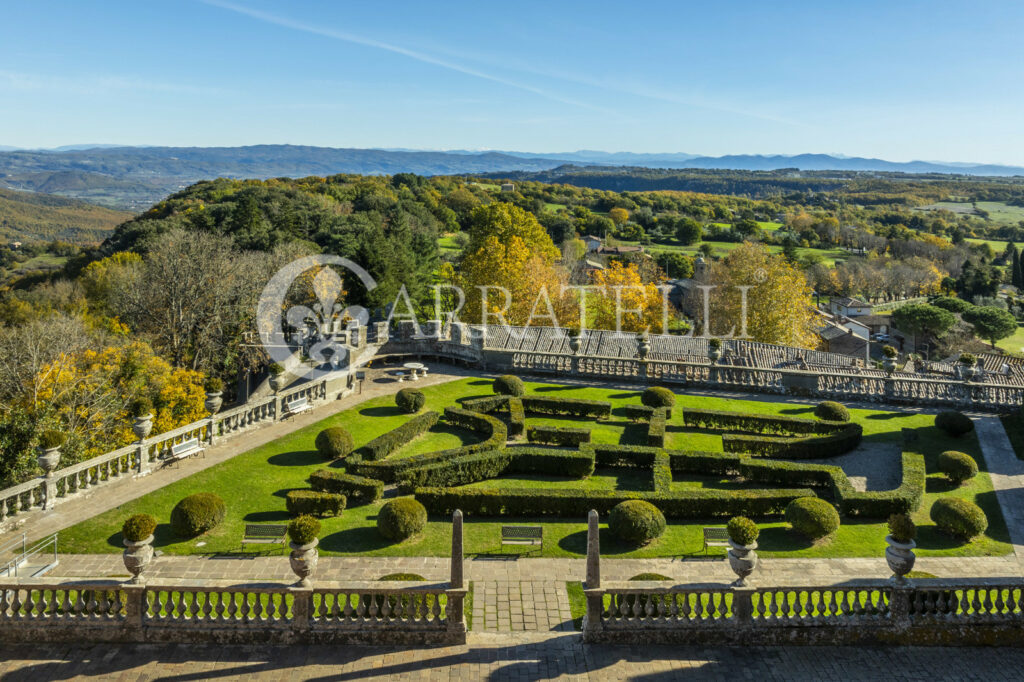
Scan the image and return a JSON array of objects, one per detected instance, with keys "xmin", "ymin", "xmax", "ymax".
[
  {"xmin": 165, "ymin": 437, "xmax": 204, "ymax": 466},
  {"xmin": 501, "ymin": 525, "xmax": 543, "ymax": 551},
  {"xmin": 241, "ymin": 523, "xmax": 288, "ymax": 551},
  {"xmin": 702, "ymin": 527, "xmax": 730, "ymax": 554},
  {"xmin": 283, "ymin": 396, "xmax": 311, "ymax": 418}
]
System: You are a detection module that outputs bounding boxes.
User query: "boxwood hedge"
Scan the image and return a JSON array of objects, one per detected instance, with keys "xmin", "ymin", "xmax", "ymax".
[
  {"xmin": 522, "ymin": 396, "xmax": 611, "ymax": 418},
  {"xmin": 526, "ymin": 424, "xmax": 591, "ymax": 446},
  {"xmin": 309, "ymin": 469, "xmax": 384, "ymax": 504},
  {"xmin": 285, "ymin": 489, "xmax": 346, "ymax": 517},
  {"xmin": 357, "ymin": 410, "xmax": 440, "ymax": 461}
]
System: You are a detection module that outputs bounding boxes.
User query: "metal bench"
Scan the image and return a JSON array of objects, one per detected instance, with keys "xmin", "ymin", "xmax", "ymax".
[
  {"xmin": 283, "ymin": 396, "xmax": 311, "ymax": 418},
  {"xmin": 166, "ymin": 437, "xmax": 204, "ymax": 466},
  {"xmin": 501, "ymin": 525, "xmax": 543, "ymax": 552},
  {"xmin": 702, "ymin": 527, "xmax": 730, "ymax": 554},
  {"xmin": 241, "ymin": 523, "xmax": 288, "ymax": 552}
]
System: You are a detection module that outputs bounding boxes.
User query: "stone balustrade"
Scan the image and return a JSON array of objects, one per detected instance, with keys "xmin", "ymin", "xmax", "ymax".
[
  {"xmin": 0, "ymin": 578, "xmax": 466, "ymax": 645},
  {"xmin": 583, "ymin": 578, "xmax": 1024, "ymax": 645}
]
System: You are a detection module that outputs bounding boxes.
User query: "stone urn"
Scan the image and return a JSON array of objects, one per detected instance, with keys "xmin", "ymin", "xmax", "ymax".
[
  {"xmin": 132, "ymin": 414, "xmax": 153, "ymax": 441},
  {"xmin": 36, "ymin": 446, "xmax": 62, "ymax": 476},
  {"xmin": 708, "ymin": 349, "xmax": 722, "ymax": 363},
  {"xmin": 289, "ymin": 539, "xmax": 319, "ymax": 587},
  {"xmin": 885, "ymin": 534, "xmax": 916, "ymax": 583},
  {"xmin": 727, "ymin": 539, "xmax": 758, "ymax": 587},
  {"xmin": 204, "ymin": 391, "xmax": 223, "ymax": 415},
  {"xmin": 637, "ymin": 334, "xmax": 651, "ymax": 361},
  {"xmin": 123, "ymin": 535, "xmax": 154, "ymax": 584},
  {"xmin": 960, "ymin": 365, "xmax": 976, "ymax": 381},
  {"xmin": 883, "ymin": 358, "xmax": 897, "ymax": 375},
  {"xmin": 269, "ymin": 374, "xmax": 284, "ymax": 393},
  {"xmin": 569, "ymin": 334, "xmax": 582, "ymax": 354}
]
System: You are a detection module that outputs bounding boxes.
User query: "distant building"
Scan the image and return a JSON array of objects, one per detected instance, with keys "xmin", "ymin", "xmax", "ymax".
[
  {"xmin": 673, "ymin": 256, "xmax": 711, "ymax": 318},
  {"xmin": 829, "ymin": 297, "xmax": 872, "ymax": 317},
  {"xmin": 9, "ymin": 241, "xmax": 21, "ymax": 249},
  {"xmin": 818, "ymin": 315, "xmax": 870, "ymax": 360},
  {"xmin": 500, "ymin": 183, "xmax": 515, "ymax": 192},
  {"xmin": 583, "ymin": 235, "xmax": 603, "ymax": 252},
  {"xmin": 597, "ymin": 245, "xmax": 644, "ymax": 255}
]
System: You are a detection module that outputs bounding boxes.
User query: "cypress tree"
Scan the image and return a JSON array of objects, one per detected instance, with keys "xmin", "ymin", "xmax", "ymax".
[{"xmin": 1014, "ymin": 248, "xmax": 1023, "ymax": 288}]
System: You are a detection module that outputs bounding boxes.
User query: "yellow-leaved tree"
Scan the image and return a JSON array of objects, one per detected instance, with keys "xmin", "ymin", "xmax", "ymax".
[
  {"xmin": 34, "ymin": 340, "xmax": 206, "ymax": 457},
  {"xmin": 587, "ymin": 261, "xmax": 667, "ymax": 332},
  {"xmin": 458, "ymin": 203, "xmax": 576, "ymax": 327},
  {"xmin": 703, "ymin": 242, "xmax": 819, "ymax": 348}
]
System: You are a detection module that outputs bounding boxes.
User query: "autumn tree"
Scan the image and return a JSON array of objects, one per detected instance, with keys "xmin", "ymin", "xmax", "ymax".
[
  {"xmin": 703, "ymin": 242, "xmax": 818, "ymax": 347},
  {"xmin": 458, "ymin": 203, "xmax": 575, "ymax": 327},
  {"xmin": 608, "ymin": 207, "xmax": 630, "ymax": 226},
  {"xmin": 587, "ymin": 261, "xmax": 667, "ymax": 333}
]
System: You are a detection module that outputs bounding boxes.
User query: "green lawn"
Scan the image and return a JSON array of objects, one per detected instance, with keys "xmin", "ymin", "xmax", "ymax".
[
  {"xmin": 620, "ymin": 239, "xmax": 847, "ymax": 266},
  {"xmin": 58, "ymin": 378, "xmax": 1012, "ymax": 560},
  {"xmin": 995, "ymin": 324, "xmax": 1024, "ymax": 354},
  {"xmin": 918, "ymin": 201, "xmax": 1024, "ymax": 226}
]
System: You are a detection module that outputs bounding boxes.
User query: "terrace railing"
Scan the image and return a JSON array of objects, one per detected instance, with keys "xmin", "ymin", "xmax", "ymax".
[
  {"xmin": 0, "ymin": 578, "xmax": 467, "ymax": 645},
  {"xmin": 582, "ymin": 578, "xmax": 1024, "ymax": 646}
]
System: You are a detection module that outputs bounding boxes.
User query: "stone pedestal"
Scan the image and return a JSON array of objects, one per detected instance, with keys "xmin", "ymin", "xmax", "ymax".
[
  {"xmin": 450, "ymin": 510, "xmax": 464, "ymax": 589},
  {"xmin": 586, "ymin": 509, "xmax": 600, "ymax": 589}
]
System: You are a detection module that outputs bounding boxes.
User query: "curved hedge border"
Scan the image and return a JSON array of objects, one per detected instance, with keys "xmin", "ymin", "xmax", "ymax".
[
  {"xmin": 722, "ymin": 422, "xmax": 863, "ymax": 459},
  {"xmin": 508, "ymin": 398, "xmax": 525, "ymax": 438},
  {"xmin": 357, "ymin": 410, "xmax": 440, "ymax": 461},
  {"xmin": 399, "ymin": 446, "xmax": 595, "ymax": 490},
  {"xmin": 682, "ymin": 409, "xmax": 847, "ymax": 435},
  {"xmin": 309, "ymin": 469, "xmax": 384, "ymax": 505}
]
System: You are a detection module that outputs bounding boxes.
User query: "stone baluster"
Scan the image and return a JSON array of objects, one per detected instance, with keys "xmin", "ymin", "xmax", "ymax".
[
  {"xmin": 450, "ymin": 510, "xmax": 463, "ymax": 589},
  {"xmin": 586, "ymin": 509, "xmax": 600, "ymax": 589}
]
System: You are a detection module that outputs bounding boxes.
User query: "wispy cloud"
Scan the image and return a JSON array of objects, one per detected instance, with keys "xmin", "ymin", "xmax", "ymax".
[
  {"xmin": 0, "ymin": 70, "xmax": 229, "ymax": 96},
  {"xmin": 200, "ymin": 0, "xmax": 611, "ymax": 113}
]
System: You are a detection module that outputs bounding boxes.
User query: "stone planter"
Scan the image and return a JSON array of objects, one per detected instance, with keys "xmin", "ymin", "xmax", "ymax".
[
  {"xmin": 132, "ymin": 414, "xmax": 153, "ymax": 441},
  {"xmin": 269, "ymin": 374, "xmax": 284, "ymax": 393},
  {"xmin": 204, "ymin": 391, "xmax": 223, "ymax": 415},
  {"xmin": 883, "ymin": 358, "xmax": 897, "ymax": 375},
  {"xmin": 727, "ymin": 539, "xmax": 758, "ymax": 586},
  {"xmin": 36, "ymin": 447, "xmax": 61, "ymax": 476},
  {"xmin": 708, "ymin": 349, "xmax": 721, "ymax": 363},
  {"xmin": 885, "ymin": 534, "xmax": 916, "ymax": 583},
  {"xmin": 960, "ymin": 365, "xmax": 976, "ymax": 381},
  {"xmin": 569, "ymin": 335, "xmax": 582, "ymax": 354},
  {"xmin": 123, "ymin": 535, "xmax": 154, "ymax": 584},
  {"xmin": 637, "ymin": 335, "xmax": 651, "ymax": 361},
  {"xmin": 289, "ymin": 539, "xmax": 319, "ymax": 587}
]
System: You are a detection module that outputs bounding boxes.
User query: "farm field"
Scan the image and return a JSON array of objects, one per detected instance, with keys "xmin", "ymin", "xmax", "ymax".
[
  {"xmin": 917, "ymin": 200, "xmax": 1024, "ymax": 225},
  {"xmin": 58, "ymin": 377, "xmax": 1011, "ymax": 561}
]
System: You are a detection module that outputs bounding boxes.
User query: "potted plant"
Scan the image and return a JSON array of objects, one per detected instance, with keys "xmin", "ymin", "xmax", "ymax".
[
  {"xmin": 707, "ymin": 337, "xmax": 723, "ymax": 363},
  {"xmin": 121, "ymin": 513, "xmax": 157, "ymax": 584},
  {"xmin": 885, "ymin": 513, "xmax": 917, "ymax": 583},
  {"xmin": 881, "ymin": 345, "xmax": 899, "ymax": 374},
  {"xmin": 268, "ymin": 362, "xmax": 285, "ymax": 393},
  {"xmin": 726, "ymin": 516, "xmax": 759, "ymax": 586},
  {"xmin": 37, "ymin": 430, "xmax": 65, "ymax": 475},
  {"xmin": 959, "ymin": 353, "xmax": 977, "ymax": 381},
  {"xmin": 203, "ymin": 377, "xmax": 224, "ymax": 415},
  {"xmin": 567, "ymin": 326, "xmax": 582, "ymax": 354},
  {"xmin": 130, "ymin": 398, "xmax": 154, "ymax": 441},
  {"xmin": 288, "ymin": 515, "xmax": 321, "ymax": 587}
]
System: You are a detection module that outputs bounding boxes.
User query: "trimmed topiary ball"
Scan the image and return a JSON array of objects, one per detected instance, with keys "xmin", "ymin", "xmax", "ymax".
[
  {"xmin": 493, "ymin": 375, "xmax": 525, "ymax": 397},
  {"xmin": 930, "ymin": 497, "xmax": 988, "ymax": 540},
  {"xmin": 785, "ymin": 497, "xmax": 840, "ymax": 540},
  {"xmin": 395, "ymin": 387, "xmax": 425, "ymax": 414},
  {"xmin": 727, "ymin": 516, "xmax": 759, "ymax": 546},
  {"xmin": 641, "ymin": 386, "xmax": 676, "ymax": 409},
  {"xmin": 203, "ymin": 376, "xmax": 224, "ymax": 393},
  {"xmin": 938, "ymin": 450, "xmax": 978, "ymax": 485},
  {"xmin": 887, "ymin": 513, "xmax": 917, "ymax": 543},
  {"xmin": 377, "ymin": 498, "xmax": 428, "ymax": 541},
  {"xmin": 608, "ymin": 500, "xmax": 666, "ymax": 545},
  {"xmin": 287, "ymin": 515, "xmax": 321, "ymax": 545},
  {"xmin": 170, "ymin": 493, "xmax": 226, "ymax": 538},
  {"xmin": 814, "ymin": 401, "xmax": 850, "ymax": 422},
  {"xmin": 122, "ymin": 513, "xmax": 157, "ymax": 542},
  {"xmin": 315, "ymin": 426, "xmax": 354, "ymax": 460},
  {"xmin": 935, "ymin": 411, "xmax": 974, "ymax": 438}
]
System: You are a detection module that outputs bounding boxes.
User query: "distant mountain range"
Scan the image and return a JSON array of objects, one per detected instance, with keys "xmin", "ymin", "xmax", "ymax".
[{"xmin": 1, "ymin": 144, "xmax": 1022, "ymax": 210}]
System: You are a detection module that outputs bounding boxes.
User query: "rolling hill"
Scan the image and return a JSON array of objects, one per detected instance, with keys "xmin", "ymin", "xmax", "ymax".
[{"xmin": 0, "ymin": 187, "xmax": 134, "ymax": 244}]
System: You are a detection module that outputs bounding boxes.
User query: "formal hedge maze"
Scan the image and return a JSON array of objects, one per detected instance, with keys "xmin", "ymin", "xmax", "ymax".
[{"xmin": 331, "ymin": 394, "xmax": 925, "ymax": 521}]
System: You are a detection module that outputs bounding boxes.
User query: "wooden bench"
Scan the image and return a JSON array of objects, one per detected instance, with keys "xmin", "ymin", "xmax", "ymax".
[
  {"xmin": 241, "ymin": 523, "xmax": 288, "ymax": 552},
  {"xmin": 283, "ymin": 396, "xmax": 311, "ymax": 418},
  {"xmin": 165, "ymin": 437, "xmax": 204, "ymax": 466},
  {"xmin": 501, "ymin": 525, "xmax": 543, "ymax": 552},
  {"xmin": 702, "ymin": 527, "xmax": 730, "ymax": 554}
]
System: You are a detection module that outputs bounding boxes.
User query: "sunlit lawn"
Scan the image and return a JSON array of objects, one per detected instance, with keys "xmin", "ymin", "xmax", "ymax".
[{"xmin": 58, "ymin": 377, "xmax": 1012, "ymax": 560}]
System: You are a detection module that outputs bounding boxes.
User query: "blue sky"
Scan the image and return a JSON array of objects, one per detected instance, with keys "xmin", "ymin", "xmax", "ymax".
[{"xmin": 1, "ymin": 0, "xmax": 1023, "ymax": 163}]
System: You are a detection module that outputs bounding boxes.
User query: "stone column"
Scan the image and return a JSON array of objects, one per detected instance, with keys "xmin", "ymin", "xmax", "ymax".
[
  {"xmin": 731, "ymin": 588, "xmax": 754, "ymax": 621},
  {"xmin": 136, "ymin": 442, "xmax": 150, "ymax": 476},
  {"xmin": 43, "ymin": 477, "xmax": 57, "ymax": 511},
  {"xmin": 290, "ymin": 586, "xmax": 312, "ymax": 636},
  {"xmin": 450, "ymin": 509, "xmax": 464, "ymax": 589},
  {"xmin": 890, "ymin": 583, "xmax": 912, "ymax": 630},
  {"xmin": 586, "ymin": 509, "xmax": 600, "ymax": 589},
  {"xmin": 123, "ymin": 583, "xmax": 146, "ymax": 633}
]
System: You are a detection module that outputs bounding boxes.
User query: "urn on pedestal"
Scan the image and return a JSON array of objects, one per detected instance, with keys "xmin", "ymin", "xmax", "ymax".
[
  {"xmin": 726, "ymin": 516, "xmax": 759, "ymax": 587},
  {"xmin": 121, "ymin": 514, "xmax": 157, "ymax": 584},
  {"xmin": 287, "ymin": 515, "xmax": 321, "ymax": 587},
  {"xmin": 36, "ymin": 430, "xmax": 65, "ymax": 476},
  {"xmin": 885, "ymin": 514, "xmax": 917, "ymax": 583}
]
